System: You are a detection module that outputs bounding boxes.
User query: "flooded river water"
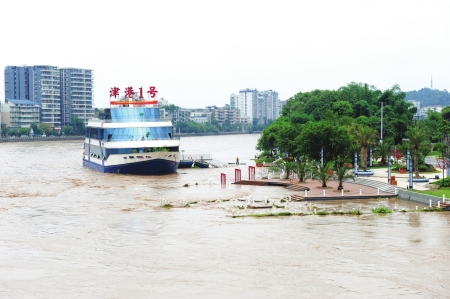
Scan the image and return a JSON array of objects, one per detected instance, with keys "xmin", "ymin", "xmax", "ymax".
[{"xmin": 0, "ymin": 134, "xmax": 450, "ymax": 298}]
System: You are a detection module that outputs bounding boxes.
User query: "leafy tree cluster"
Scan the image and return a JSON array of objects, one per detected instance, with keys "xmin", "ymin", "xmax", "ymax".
[
  {"xmin": 405, "ymin": 88, "xmax": 450, "ymax": 107},
  {"xmin": 2, "ymin": 122, "xmax": 56, "ymax": 137},
  {"xmin": 257, "ymin": 82, "xmax": 420, "ymax": 170},
  {"xmin": 1, "ymin": 116, "xmax": 86, "ymax": 137},
  {"xmin": 175, "ymin": 120, "xmax": 252, "ymax": 133},
  {"xmin": 61, "ymin": 116, "xmax": 86, "ymax": 136}
]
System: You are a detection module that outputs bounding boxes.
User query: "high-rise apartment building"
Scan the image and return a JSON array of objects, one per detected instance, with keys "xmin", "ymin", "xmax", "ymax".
[
  {"xmin": 232, "ymin": 88, "xmax": 280, "ymax": 124},
  {"xmin": 5, "ymin": 65, "xmax": 61, "ymax": 129},
  {"xmin": 237, "ymin": 88, "xmax": 258, "ymax": 121},
  {"xmin": 4, "ymin": 65, "xmax": 94, "ymax": 130},
  {"xmin": 230, "ymin": 93, "xmax": 239, "ymax": 109},
  {"xmin": 60, "ymin": 68, "xmax": 94, "ymax": 126}
]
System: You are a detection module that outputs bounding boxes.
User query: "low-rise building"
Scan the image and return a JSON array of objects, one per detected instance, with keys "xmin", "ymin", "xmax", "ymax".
[{"xmin": 2, "ymin": 99, "xmax": 40, "ymax": 128}]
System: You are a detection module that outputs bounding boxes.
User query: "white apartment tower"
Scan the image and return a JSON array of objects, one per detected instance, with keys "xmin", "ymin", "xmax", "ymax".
[
  {"xmin": 60, "ymin": 68, "xmax": 94, "ymax": 126},
  {"xmin": 237, "ymin": 88, "xmax": 258, "ymax": 122},
  {"xmin": 232, "ymin": 88, "xmax": 280, "ymax": 124}
]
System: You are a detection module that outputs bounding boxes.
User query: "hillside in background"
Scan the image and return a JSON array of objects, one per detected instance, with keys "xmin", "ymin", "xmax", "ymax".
[{"xmin": 405, "ymin": 88, "xmax": 450, "ymax": 107}]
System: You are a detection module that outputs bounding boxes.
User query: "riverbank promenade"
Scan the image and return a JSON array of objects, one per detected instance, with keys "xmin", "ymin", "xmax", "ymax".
[{"xmin": 238, "ymin": 167, "xmax": 437, "ymax": 201}]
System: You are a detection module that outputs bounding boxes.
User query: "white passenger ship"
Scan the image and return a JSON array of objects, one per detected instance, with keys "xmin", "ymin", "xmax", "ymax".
[{"xmin": 83, "ymin": 86, "xmax": 180, "ymax": 175}]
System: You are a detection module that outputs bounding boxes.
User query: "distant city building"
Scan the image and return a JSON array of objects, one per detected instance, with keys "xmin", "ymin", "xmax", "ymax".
[
  {"xmin": 232, "ymin": 88, "xmax": 281, "ymax": 124},
  {"xmin": 236, "ymin": 88, "xmax": 257, "ymax": 122},
  {"xmin": 407, "ymin": 100, "xmax": 421, "ymax": 119},
  {"xmin": 420, "ymin": 105, "xmax": 442, "ymax": 116},
  {"xmin": 190, "ymin": 110, "xmax": 212, "ymax": 124},
  {"xmin": 2, "ymin": 99, "xmax": 40, "ymax": 128},
  {"xmin": 209, "ymin": 107, "xmax": 241, "ymax": 125},
  {"xmin": 4, "ymin": 65, "xmax": 94, "ymax": 131},
  {"xmin": 230, "ymin": 93, "xmax": 239, "ymax": 109},
  {"xmin": 60, "ymin": 68, "xmax": 94, "ymax": 126}
]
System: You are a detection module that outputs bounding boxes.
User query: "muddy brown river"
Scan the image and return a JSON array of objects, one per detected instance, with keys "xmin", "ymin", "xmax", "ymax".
[{"xmin": 0, "ymin": 135, "xmax": 449, "ymax": 298}]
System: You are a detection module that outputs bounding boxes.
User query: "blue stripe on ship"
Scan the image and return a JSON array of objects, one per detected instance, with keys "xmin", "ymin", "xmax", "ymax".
[{"xmin": 83, "ymin": 158, "xmax": 179, "ymax": 175}]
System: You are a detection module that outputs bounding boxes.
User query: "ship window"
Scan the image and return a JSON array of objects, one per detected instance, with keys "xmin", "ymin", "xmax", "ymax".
[{"xmin": 129, "ymin": 156, "xmax": 134, "ymax": 159}]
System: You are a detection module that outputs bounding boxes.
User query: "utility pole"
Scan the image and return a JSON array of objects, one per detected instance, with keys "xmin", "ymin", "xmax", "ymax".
[{"xmin": 380, "ymin": 102, "xmax": 384, "ymax": 144}]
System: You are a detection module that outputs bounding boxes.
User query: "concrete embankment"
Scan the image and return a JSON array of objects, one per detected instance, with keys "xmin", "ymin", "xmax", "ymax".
[
  {"xmin": 398, "ymin": 189, "xmax": 444, "ymax": 205},
  {"xmin": 0, "ymin": 136, "xmax": 84, "ymax": 143},
  {"xmin": 174, "ymin": 131, "xmax": 262, "ymax": 138}
]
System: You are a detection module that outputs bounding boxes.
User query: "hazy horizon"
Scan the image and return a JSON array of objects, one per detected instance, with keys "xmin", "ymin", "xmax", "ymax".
[{"xmin": 1, "ymin": 0, "xmax": 449, "ymax": 109}]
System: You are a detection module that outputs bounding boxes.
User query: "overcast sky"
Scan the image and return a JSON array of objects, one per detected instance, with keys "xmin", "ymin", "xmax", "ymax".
[{"xmin": 1, "ymin": 0, "xmax": 449, "ymax": 108}]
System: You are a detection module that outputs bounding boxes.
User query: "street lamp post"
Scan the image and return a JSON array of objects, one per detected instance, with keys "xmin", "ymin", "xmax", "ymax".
[{"xmin": 380, "ymin": 102, "xmax": 384, "ymax": 144}]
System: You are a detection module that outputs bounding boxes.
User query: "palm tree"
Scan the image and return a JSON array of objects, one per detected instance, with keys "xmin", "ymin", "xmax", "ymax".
[
  {"xmin": 334, "ymin": 165, "xmax": 355, "ymax": 190},
  {"xmin": 280, "ymin": 160, "xmax": 297, "ymax": 179},
  {"xmin": 312, "ymin": 161, "xmax": 334, "ymax": 188},
  {"xmin": 294, "ymin": 159, "xmax": 314, "ymax": 182},
  {"xmin": 406, "ymin": 126, "xmax": 427, "ymax": 177},
  {"xmin": 350, "ymin": 124, "xmax": 378, "ymax": 171},
  {"xmin": 374, "ymin": 141, "xmax": 392, "ymax": 166}
]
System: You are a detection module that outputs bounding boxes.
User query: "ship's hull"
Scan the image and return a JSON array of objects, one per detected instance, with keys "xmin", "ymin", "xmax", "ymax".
[
  {"xmin": 178, "ymin": 160, "xmax": 194, "ymax": 168},
  {"xmin": 83, "ymin": 157, "xmax": 179, "ymax": 175}
]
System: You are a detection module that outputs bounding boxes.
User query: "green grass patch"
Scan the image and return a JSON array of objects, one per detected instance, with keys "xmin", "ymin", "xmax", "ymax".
[
  {"xmin": 417, "ymin": 207, "xmax": 444, "ymax": 212},
  {"xmin": 249, "ymin": 211, "xmax": 295, "ymax": 217},
  {"xmin": 272, "ymin": 204, "xmax": 286, "ymax": 209},
  {"xmin": 330, "ymin": 209, "xmax": 363, "ymax": 215},
  {"xmin": 372, "ymin": 206, "xmax": 392, "ymax": 213},
  {"xmin": 161, "ymin": 203, "xmax": 173, "ymax": 209},
  {"xmin": 316, "ymin": 210, "xmax": 330, "ymax": 215},
  {"xmin": 413, "ymin": 188, "xmax": 450, "ymax": 198}
]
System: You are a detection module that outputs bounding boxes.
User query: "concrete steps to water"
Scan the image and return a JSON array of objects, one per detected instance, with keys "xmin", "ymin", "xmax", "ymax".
[
  {"xmin": 346, "ymin": 177, "xmax": 398, "ymax": 194},
  {"xmin": 285, "ymin": 185, "xmax": 310, "ymax": 191}
]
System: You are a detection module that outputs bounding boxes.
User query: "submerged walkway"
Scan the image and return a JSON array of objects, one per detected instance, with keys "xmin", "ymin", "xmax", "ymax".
[{"xmin": 234, "ymin": 174, "xmax": 397, "ymax": 201}]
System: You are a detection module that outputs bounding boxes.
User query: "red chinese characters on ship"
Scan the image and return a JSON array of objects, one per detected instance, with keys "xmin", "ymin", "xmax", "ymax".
[
  {"xmin": 147, "ymin": 86, "xmax": 158, "ymax": 98},
  {"xmin": 110, "ymin": 87, "xmax": 120, "ymax": 98},
  {"xmin": 109, "ymin": 85, "xmax": 159, "ymax": 105},
  {"xmin": 124, "ymin": 86, "xmax": 135, "ymax": 99}
]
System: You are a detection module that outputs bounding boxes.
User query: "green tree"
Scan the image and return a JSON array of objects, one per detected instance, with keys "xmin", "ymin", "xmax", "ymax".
[
  {"xmin": 405, "ymin": 125, "xmax": 427, "ymax": 177},
  {"xmin": 349, "ymin": 124, "xmax": 378, "ymax": 171},
  {"xmin": 312, "ymin": 161, "xmax": 334, "ymax": 188},
  {"xmin": 280, "ymin": 160, "xmax": 296, "ymax": 179},
  {"xmin": 294, "ymin": 159, "xmax": 314, "ymax": 182},
  {"xmin": 18, "ymin": 127, "xmax": 29, "ymax": 136},
  {"xmin": 374, "ymin": 140, "xmax": 392, "ymax": 166},
  {"xmin": 334, "ymin": 164, "xmax": 355, "ymax": 190},
  {"xmin": 71, "ymin": 116, "xmax": 86, "ymax": 135},
  {"xmin": 433, "ymin": 142, "xmax": 448, "ymax": 159},
  {"xmin": 30, "ymin": 122, "xmax": 43, "ymax": 135},
  {"xmin": 62, "ymin": 126, "xmax": 78, "ymax": 136},
  {"xmin": 38, "ymin": 123, "xmax": 53, "ymax": 135},
  {"xmin": 296, "ymin": 121, "xmax": 351, "ymax": 162},
  {"xmin": 332, "ymin": 100, "xmax": 353, "ymax": 117}
]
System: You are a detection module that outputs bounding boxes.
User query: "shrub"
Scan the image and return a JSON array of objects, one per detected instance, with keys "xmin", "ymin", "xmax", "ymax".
[
  {"xmin": 434, "ymin": 177, "xmax": 450, "ymax": 188},
  {"xmin": 316, "ymin": 210, "xmax": 330, "ymax": 215},
  {"xmin": 372, "ymin": 206, "xmax": 392, "ymax": 213}
]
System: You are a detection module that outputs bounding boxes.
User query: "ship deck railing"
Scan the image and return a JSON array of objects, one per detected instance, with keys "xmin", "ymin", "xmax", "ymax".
[
  {"xmin": 89, "ymin": 118, "xmax": 173, "ymax": 123},
  {"xmin": 85, "ymin": 136, "xmax": 181, "ymax": 142}
]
